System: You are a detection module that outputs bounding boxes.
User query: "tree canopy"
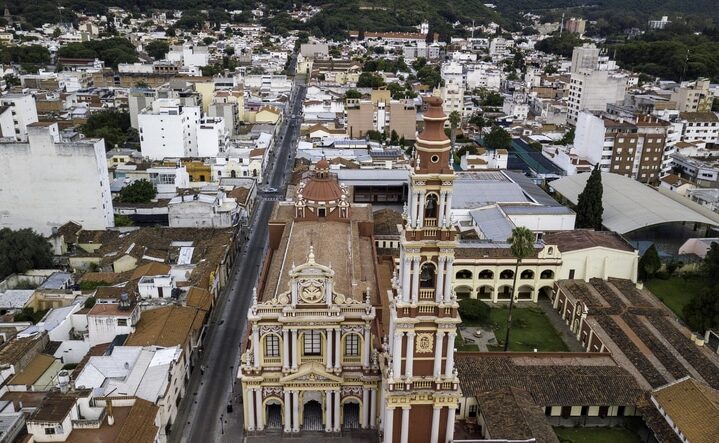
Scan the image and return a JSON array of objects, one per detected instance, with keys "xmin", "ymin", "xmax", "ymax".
[
  {"xmin": 57, "ymin": 38, "xmax": 138, "ymax": 68},
  {"xmin": 483, "ymin": 126, "xmax": 511, "ymax": 150},
  {"xmin": 357, "ymin": 72, "xmax": 385, "ymax": 88},
  {"xmin": 639, "ymin": 244, "xmax": 662, "ymax": 281},
  {"xmin": 575, "ymin": 166, "xmax": 604, "ymax": 230},
  {"xmin": 145, "ymin": 40, "xmax": 170, "ymax": 60},
  {"xmin": 0, "ymin": 228, "xmax": 53, "ymax": 281},
  {"xmin": 82, "ymin": 110, "xmax": 132, "ymax": 151},
  {"xmin": 118, "ymin": 179, "xmax": 156, "ymax": 203}
]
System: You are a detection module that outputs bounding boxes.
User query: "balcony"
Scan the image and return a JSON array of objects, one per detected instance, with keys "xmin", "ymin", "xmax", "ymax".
[
  {"xmin": 343, "ymin": 356, "xmax": 361, "ymax": 365},
  {"xmin": 419, "ymin": 289, "xmax": 435, "ymax": 300},
  {"xmin": 263, "ymin": 356, "xmax": 281, "ymax": 366},
  {"xmin": 425, "ymin": 218, "xmax": 437, "ymax": 227}
]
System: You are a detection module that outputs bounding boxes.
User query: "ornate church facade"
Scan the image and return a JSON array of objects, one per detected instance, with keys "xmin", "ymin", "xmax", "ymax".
[{"xmin": 239, "ymin": 97, "xmax": 460, "ymax": 443}]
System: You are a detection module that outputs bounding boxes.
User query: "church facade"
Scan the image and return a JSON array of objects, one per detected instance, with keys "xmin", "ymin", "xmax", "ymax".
[{"xmin": 239, "ymin": 97, "xmax": 460, "ymax": 443}]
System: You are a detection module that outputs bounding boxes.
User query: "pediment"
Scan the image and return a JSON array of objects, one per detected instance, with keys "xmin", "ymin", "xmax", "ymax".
[{"xmin": 280, "ymin": 362, "xmax": 343, "ymax": 383}]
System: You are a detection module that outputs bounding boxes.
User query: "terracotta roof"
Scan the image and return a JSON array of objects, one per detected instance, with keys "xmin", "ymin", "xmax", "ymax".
[
  {"xmin": 1, "ymin": 391, "xmax": 48, "ymax": 410},
  {"xmin": 124, "ymin": 305, "xmax": 204, "ymax": 348},
  {"xmin": 543, "ymin": 230, "xmax": 635, "ymax": 253},
  {"xmin": 373, "ymin": 208, "xmax": 402, "ymax": 236},
  {"xmin": 455, "ymin": 353, "xmax": 643, "ymax": 407},
  {"xmin": 652, "ymin": 377, "xmax": 719, "ymax": 443},
  {"xmin": 301, "ymin": 173, "xmax": 343, "ymax": 202},
  {"xmin": 186, "ymin": 287, "xmax": 212, "ymax": 311},
  {"xmin": 661, "ymin": 174, "xmax": 681, "ymax": 186},
  {"xmin": 56, "ymin": 221, "xmax": 82, "ymax": 242},
  {"xmin": 131, "ymin": 262, "xmax": 171, "ymax": 280},
  {"xmin": 88, "ymin": 303, "xmax": 133, "ymax": 317},
  {"xmin": 79, "ymin": 272, "xmax": 122, "ymax": 284},
  {"xmin": 680, "ymin": 112, "xmax": 719, "ymax": 123},
  {"xmin": 29, "ymin": 392, "xmax": 78, "ymax": 422},
  {"xmin": 228, "ymin": 186, "xmax": 251, "ymax": 205},
  {"xmin": 8, "ymin": 354, "xmax": 56, "ymax": 386},
  {"xmin": 476, "ymin": 388, "xmax": 560, "ymax": 442},
  {"xmin": 0, "ymin": 333, "xmax": 46, "ymax": 367},
  {"xmin": 250, "ymin": 148, "xmax": 266, "ymax": 158},
  {"xmin": 114, "ymin": 398, "xmax": 160, "ymax": 443}
]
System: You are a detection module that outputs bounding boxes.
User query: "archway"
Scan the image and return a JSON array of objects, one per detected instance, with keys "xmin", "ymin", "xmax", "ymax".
[
  {"xmin": 230, "ymin": 170, "xmax": 237, "ymax": 178},
  {"xmin": 538, "ymin": 286, "xmax": 554, "ymax": 301},
  {"xmin": 497, "ymin": 285, "xmax": 513, "ymax": 300},
  {"xmin": 478, "ymin": 269, "xmax": 494, "ymax": 279},
  {"xmin": 302, "ymin": 400, "xmax": 323, "ymax": 431},
  {"xmin": 517, "ymin": 285, "xmax": 533, "ymax": 300},
  {"xmin": 420, "ymin": 262, "xmax": 436, "ymax": 288},
  {"xmin": 540, "ymin": 269, "xmax": 555, "ymax": 280},
  {"xmin": 499, "ymin": 269, "xmax": 514, "ymax": 280},
  {"xmin": 342, "ymin": 398, "xmax": 360, "ymax": 430},
  {"xmin": 424, "ymin": 193, "xmax": 438, "ymax": 219},
  {"xmin": 477, "ymin": 285, "xmax": 493, "ymax": 301},
  {"xmin": 455, "ymin": 269, "xmax": 473, "ymax": 280},
  {"xmin": 265, "ymin": 399, "xmax": 282, "ymax": 430},
  {"xmin": 520, "ymin": 270, "xmax": 534, "ymax": 280},
  {"xmin": 455, "ymin": 285, "xmax": 473, "ymax": 299}
]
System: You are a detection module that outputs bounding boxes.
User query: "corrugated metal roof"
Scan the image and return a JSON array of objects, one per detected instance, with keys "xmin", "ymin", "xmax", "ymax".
[{"xmin": 470, "ymin": 206, "xmax": 515, "ymax": 241}]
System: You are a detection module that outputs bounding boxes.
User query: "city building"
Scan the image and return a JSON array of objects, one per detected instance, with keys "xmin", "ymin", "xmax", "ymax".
[
  {"xmin": 574, "ymin": 111, "xmax": 669, "ymax": 183},
  {"xmin": 670, "ymin": 78, "xmax": 715, "ymax": 112},
  {"xmin": 138, "ymin": 99, "xmax": 201, "ymax": 160},
  {"xmin": 0, "ymin": 122, "xmax": 114, "ymax": 236},
  {"xmin": 0, "ymin": 92, "xmax": 39, "ymax": 141},
  {"xmin": 345, "ymin": 92, "xmax": 416, "ymax": 140},
  {"xmin": 567, "ymin": 71, "xmax": 627, "ymax": 125}
]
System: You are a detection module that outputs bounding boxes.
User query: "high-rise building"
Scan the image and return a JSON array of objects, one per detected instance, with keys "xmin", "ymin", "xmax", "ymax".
[
  {"xmin": 382, "ymin": 96, "xmax": 460, "ymax": 443},
  {"xmin": 345, "ymin": 92, "xmax": 416, "ymax": 140},
  {"xmin": 138, "ymin": 99, "xmax": 201, "ymax": 160},
  {"xmin": 0, "ymin": 92, "xmax": 39, "ymax": 141},
  {"xmin": 567, "ymin": 70, "xmax": 627, "ymax": 125},
  {"xmin": 670, "ymin": 78, "xmax": 715, "ymax": 113}
]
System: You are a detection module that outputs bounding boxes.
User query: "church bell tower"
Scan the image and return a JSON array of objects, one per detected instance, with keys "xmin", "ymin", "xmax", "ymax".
[{"xmin": 381, "ymin": 96, "xmax": 460, "ymax": 443}]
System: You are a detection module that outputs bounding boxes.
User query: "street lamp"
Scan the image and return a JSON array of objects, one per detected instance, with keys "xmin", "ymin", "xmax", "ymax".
[{"xmin": 220, "ymin": 413, "xmax": 225, "ymax": 434}]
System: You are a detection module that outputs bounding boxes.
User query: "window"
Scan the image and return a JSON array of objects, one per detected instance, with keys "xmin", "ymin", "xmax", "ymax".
[
  {"xmin": 304, "ymin": 330, "xmax": 321, "ymax": 355},
  {"xmin": 117, "ymin": 319, "xmax": 128, "ymax": 326},
  {"xmin": 569, "ymin": 269, "xmax": 575, "ymax": 279},
  {"xmin": 468, "ymin": 405, "xmax": 477, "ymax": 418},
  {"xmin": 265, "ymin": 335, "xmax": 280, "ymax": 357},
  {"xmin": 318, "ymin": 207, "xmax": 326, "ymax": 217},
  {"xmin": 345, "ymin": 334, "xmax": 359, "ymax": 357},
  {"xmin": 45, "ymin": 428, "xmax": 56, "ymax": 435}
]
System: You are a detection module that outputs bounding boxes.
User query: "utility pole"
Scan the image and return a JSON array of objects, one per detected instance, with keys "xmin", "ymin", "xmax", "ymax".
[
  {"xmin": 560, "ymin": 13, "xmax": 565, "ymax": 37},
  {"xmin": 471, "ymin": 19, "xmax": 475, "ymax": 39}
]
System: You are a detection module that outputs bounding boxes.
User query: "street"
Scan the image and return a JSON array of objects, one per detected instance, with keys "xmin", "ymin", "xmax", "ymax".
[{"xmin": 171, "ymin": 62, "xmax": 306, "ymax": 443}]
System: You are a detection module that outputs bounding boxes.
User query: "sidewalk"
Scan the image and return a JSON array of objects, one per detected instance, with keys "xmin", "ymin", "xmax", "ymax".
[{"xmin": 537, "ymin": 298, "xmax": 585, "ymax": 352}]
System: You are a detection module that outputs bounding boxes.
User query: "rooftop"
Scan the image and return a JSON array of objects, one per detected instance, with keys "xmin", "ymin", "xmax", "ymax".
[
  {"xmin": 543, "ymin": 230, "xmax": 635, "ymax": 253},
  {"xmin": 124, "ymin": 305, "xmax": 204, "ymax": 348},
  {"xmin": 652, "ymin": 377, "xmax": 719, "ymax": 443}
]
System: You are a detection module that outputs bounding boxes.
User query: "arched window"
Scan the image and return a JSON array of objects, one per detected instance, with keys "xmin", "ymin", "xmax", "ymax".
[
  {"xmin": 499, "ymin": 269, "xmax": 514, "ymax": 279},
  {"xmin": 420, "ymin": 262, "xmax": 436, "ymax": 288},
  {"xmin": 540, "ymin": 270, "xmax": 555, "ymax": 279},
  {"xmin": 456, "ymin": 270, "xmax": 473, "ymax": 279},
  {"xmin": 344, "ymin": 334, "xmax": 360, "ymax": 357},
  {"xmin": 520, "ymin": 270, "xmax": 534, "ymax": 279},
  {"xmin": 264, "ymin": 334, "xmax": 280, "ymax": 357},
  {"xmin": 424, "ymin": 194, "xmax": 438, "ymax": 219},
  {"xmin": 478, "ymin": 270, "xmax": 494, "ymax": 279},
  {"xmin": 252, "ymin": 169, "xmax": 258, "ymax": 177},
  {"xmin": 199, "ymin": 175, "xmax": 206, "ymax": 182},
  {"xmin": 230, "ymin": 170, "xmax": 237, "ymax": 178}
]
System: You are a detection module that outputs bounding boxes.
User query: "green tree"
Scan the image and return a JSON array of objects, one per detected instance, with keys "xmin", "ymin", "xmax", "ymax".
[
  {"xmin": 3, "ymin": 74, "xmax": 20, "ymax": 86},
  {"xmin": 484, "ymin": 126, "xmax": 511, "ymax": 150},
  {"xmin": 0, "ymin": 228, "xmax": 53, "ymax": 280},
  {"xmin": 458, "ymin": 298, "xmax": 491, "ymax": 324},
  {"xmin": 701, "ymin": 242, "xmax": 719, "ymax": 285},
  {"xmin": 683, "ymin": 287, "xmax": 719, "ymax": 334},
  {"xmin": 82, "ymin": 110, "xmax": 131, "ymax": 150},
  {"xmin": 118, "ymin": 179, "xmax": 156, "ymax": 203},
  {"xmin": 145, "ymin": 40, "xmax": 170, "ymax": 60},
  {"xmin": 366, "ymin": 130, "xmax": 385, "ymax": 142},
  {"xmin": 357, "ymin": 72, "xmax": 385, "ymax": 88},
  {"xmin": 114, "ymin": 215, "xmax": 134, "ymax": 227},
  {"xmin": 503, "ymin": 226, "xmax": 536, "ymax": 351},
  {"xmin": 639, "ymin": 244, "xmax": 662, "ymax": 281},
  {"xmin": 344, "ymin": 89, "xmax": 362, "ymax": 99},
  {"xmin": 390, "ymin": 129, "xmax": 399, "ymax": 145},
  {"xmin": 559, "ymin": 127, "xmax": 575, "ymax": 145},
  {"xmin": 448, "ymin": 111, "xmax": 461, "ymax": 148},
  {"xmin": 52, "ymin": 28, "xmax": 62, "ymax": 39},
  {"xmin": 575, "ymin": 166, "xmax": 604, "ymax": 230}
]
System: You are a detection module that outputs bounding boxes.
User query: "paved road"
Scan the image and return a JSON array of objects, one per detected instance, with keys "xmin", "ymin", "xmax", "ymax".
[{"xmin": 172, "ymin": 67, "xmax": 306, "ymax": 443}]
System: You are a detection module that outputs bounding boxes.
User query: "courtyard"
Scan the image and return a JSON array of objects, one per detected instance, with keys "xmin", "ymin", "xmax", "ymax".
[{"xmin": 554, "ymin": 426, "xmax": 642, "ymax": 443}]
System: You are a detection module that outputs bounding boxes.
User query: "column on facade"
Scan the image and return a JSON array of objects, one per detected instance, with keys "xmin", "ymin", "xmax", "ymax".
[
  {"xmin": 292, "ymin": 391, "xmax": 300, "ymax": 432},
  {"xmin": 325, "ymin": 390, "xmax": 333, "ymax": 432},
  {"xmin": 443, "ymin": 258, "xmax": 454, "ymax": 303},
  {"xmin": 433, "ymin": 331, "xmax": 444, "ymax": 378},
  {"xmin": 252, "ymin": 326, "xmax": 260, "ymax": 368},
  {"xmin": 392, "ymin": 332, "xmax": 403, "ymax": 377},
  {"xmin": 370, "ymin": 388, "xmax": 377, "ymax": 428},
  {"xmin": 443, "ymin": 192, "xmax": 453, "ymax": 228},
  {"xmin": 389, "ymin": 319, "xmax": 396, "ymax": 355},
  {"xmin": 325, "ymin": 279, "xmax": 333, "ymax": 304},
  {"xmin": 408, "ymin": 191, "xmax": 416, "ymax": 228},
  {"xmin": 334, "ymin": 330, "xmax": 341, "ymax": 370},
  {"xmin": 405, "ymin": 331, "xmax": 415, "ymax": 378},
  {"xmin": 438, "ymin": 190, "xmax": 447, "ymax": 227},
  {"xmin": 363, "ymin": 325, "xmax": 371, "ymax": 368},
  {"xmin": 255, "ymin": 388, "xmax": 264, "ymax": 431},
  {"xmin": 246, "ymin": 388, "xmax": 256, "ymax": 431},
  {"xmin": 411, "ymin": 256, "xmax": 421, "ymax": 303},
  {"xmin": 283, "ymin": 390, "xmax": 291, "ymax": 433},
  {"xmin": 400, "ymin": 407, "xmax": 410, "ymax": 443},
  {"xmin": 398, "ymin": 247, "xmax": 404, "ymax": 288},
  {"xmin": 291, "ymin": 283, "xmax": 298, "ymax": 305},
  {"xmin": 445, "ymin": 332, "xmax": 456, "ymax": 377},
  {"xmin": 417, "ymin": 190, "xmax": 426, "ymax": 228},
  {"xmin": 291, "ymin": 329, "xmax": 298, "ymax": 370},
  {"xmin": 282, "ymin": 329, "xmax": 289, "ymax": 371},
  {"xmin": 402, "ymin": 253, "xmax": 412, "ymax": 302},
  {"xmin": 383, "ymin": 407, "xmax": 394, "ymax": 443},
  {"xmin": 430, "ymin": 406, "xmax": 442, "ymax": 443},
  {"xmin": 333, "ymin": 390, "xmax": 341, "ymax": 431},
  {"xmin": 361, "ymin": 387, "xmax": 369, "ymax": 429},
  {"xmin": 326, "ymin": 328, "xmax": 333, "ymax": 371},
  {"xmin": 435, "ymin": 256, "xmax": 446, "ymax": 303},
  {"xmin": 445, "ymin": 406, "xmax": 456, "ymax": 443}
]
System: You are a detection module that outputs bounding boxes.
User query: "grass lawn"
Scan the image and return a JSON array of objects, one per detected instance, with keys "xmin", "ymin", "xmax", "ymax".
[
  {"xmin": 645, "ymin": 276, "xmax": 704, "ymax": 320},
  {"xmin": 554, "ymin": 427, "xmax": 642, "ymax": 443},
  {"xmin": 454, "ymin": 334, "xmax": 479, "ymax": 352},
  {"xmin": 485, "ymin": 307, "xmax": 568, "ymax": 352}
]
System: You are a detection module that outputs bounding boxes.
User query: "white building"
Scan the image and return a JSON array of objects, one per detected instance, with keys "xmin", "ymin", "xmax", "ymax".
[
  {"xmin": 166, "ymin": 44, "xmax": 209, "ymax": 67},
  {"xmin": 147, "ymin": 166, "xmax": 191, "ymax": 197},
  {"xmin": 138, "ymin": 274, "xmax": 175, "ymax": 299},
  {"xmin": 167, "ymin": 190, "xmax": 243, "ymax": 228},
  {"xmin": 87, "ymin": 299, "xmax": 140, "ymax": 346},
  {"xmin": 138, "ymin": 99, "xmax": 201, "ymax": 160},
  {"xmin": 502, "ymin": 93, "xmax": 529, "ymax": 120},
  {"xmin": 196, "ymin": 117, "xmax": 229, "ymax": 157},
  {"xmin": 0, "ymin": 122, "xmax": 113, "ymax": 236},
  {"xmin": 440, "ymin": 62, "xmax": 465, "ymax": 117},
  {"xmin": 0, "ymin": 93, "xmax": 39, "ymax": 141},
  {"xmin": 489, "ymin": 37, "xmax": 513, "ymax": 59},
  {"xmin": 460, "ymin": 148, "xmax": 508, "ymax": 170},
  {"xmin": 465, "ymin": 64, "xmax": 502, "ymax": 90},
  {"xmin": 679, "ymin": 112, "xmax": 719, "ymax": 145},
  {"xmin": 567, "ymin": 70, "xmax": 627, "ymax": 125}
]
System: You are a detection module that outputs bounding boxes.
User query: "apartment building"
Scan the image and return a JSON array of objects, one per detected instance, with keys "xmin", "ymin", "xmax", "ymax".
[
  {"xmin": 345, "ymin": 93, "xmax": 416, "ymax": 140},
  {"xmin": 575, "ymin": 111, "xmax": 668, "ymax": 183},
  {"xmin": 0, "ymin": 122, "xmax": 114, "ymax": 235},
  {"xmin": 671, "ymin": 78, "xmax": 715, "ymax": 112},
  {"xmin": 679, "ymin": 112, "xmax": 719, "ymax": 145},
  {"xmin": 138, "ymin": 99, "xmax": 201, "ymax": 160},
  {"xmin": 567, "ymin": 70, "xmax": 627, "ymax": 125},
  {"xmin": 0, "ymin": 93, "xmax": 39, "ymax": 141}
]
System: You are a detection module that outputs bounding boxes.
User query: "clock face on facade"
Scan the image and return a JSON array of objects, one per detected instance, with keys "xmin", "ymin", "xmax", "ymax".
[{"xmin": 300, "ymin": 279, "xmax": 324, "ymax": 303}]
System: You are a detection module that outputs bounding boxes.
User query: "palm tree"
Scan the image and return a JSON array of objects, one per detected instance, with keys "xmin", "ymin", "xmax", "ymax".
[
  {"xmin": 448, "ymin": 111, "xmax": 461, "ymax": 148},
  {"xmin": 503, "ymin": 226, "xmax": 536, "ymax": 352}
]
